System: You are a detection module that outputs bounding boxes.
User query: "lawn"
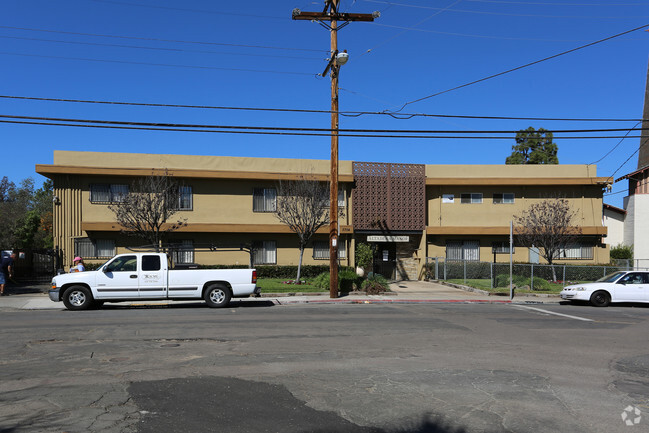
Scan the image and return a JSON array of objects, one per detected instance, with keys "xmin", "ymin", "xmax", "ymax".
[
  {"xmin": 256, "ymin": 278, "xmax": 327, "ymax": 293},
  {"xmin": 446, "ymin": 278, "xmax": 569, "ymax": 294}
]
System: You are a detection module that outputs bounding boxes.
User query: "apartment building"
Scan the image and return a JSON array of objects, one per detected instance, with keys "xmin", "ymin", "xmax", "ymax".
[{"xmin": 36, "ymin": 151, "xmax": 610, "ymax": 280}]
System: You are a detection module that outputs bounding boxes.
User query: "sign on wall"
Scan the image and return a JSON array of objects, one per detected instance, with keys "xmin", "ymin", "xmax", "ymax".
[{"xmin": 367, "ymin": 235, "xmax": 410, "ymax": 242}]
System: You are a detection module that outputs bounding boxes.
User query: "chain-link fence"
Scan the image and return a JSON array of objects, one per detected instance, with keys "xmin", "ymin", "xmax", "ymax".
[{"xmin": 425, "ymin": 257, "xmax": 649, "ymax": 290}]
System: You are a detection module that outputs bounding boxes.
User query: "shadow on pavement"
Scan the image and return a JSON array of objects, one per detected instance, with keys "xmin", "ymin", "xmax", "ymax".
[{"xmin": 98, "ymin": 299, "xmax": 275, "ymax": 310}]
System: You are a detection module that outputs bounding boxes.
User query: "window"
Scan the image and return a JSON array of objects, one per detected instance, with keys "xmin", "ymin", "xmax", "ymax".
[
  {"xmin": 313, "ymin": 239, "xmax": 347, "ymax": 260},
  {"xmin": 460, "ymin": 193, "xmax": 483, "ymax": 204},
  {"xmin": 171, "ymin": 240, "xmax": 194, "ymax": 264},
  {"xmin": 338, "ymin": 188, "xmax": 345, "ymax": 208},
  {"xmin": 493, "ymin": 193, "xmax": 515, "ymax": 204},
  {"xmin": 253, "ymin": 241, "xmax": 276, "ymax": 265},
  {"xmin": 105, "ymin": 255, "xmax": 137, "ymax": 272},
  {"xmin": 90, "ymin": 184, "xmax": 128, "ymax": 203},
  {"xmin": 617, "ymin": 273, "xmax": 648, "ymax": 285},
  {"xmin": 142, "ymin": 255, "xmax": 161, "ymax": 271},
  {"xmin": 74, "ymin": 238, "xmax": 115, "ymax": 258},
  {"xmin": 446, "ymin": 240, "xmax": 480, "ymax": 261},
  {"xmin": 253, "ymin": 188, "xmax": 277, "ymax": 212},
  {"xmin": 556, "ymin": 244, "xmax": 594, "ymax": 260},
  {"xmin": 175, "ymin": 186, "xmax": 193, "ymax": 210},
  {"xmin": 492, "ymin": 242, "xmax": 514, "ymax": 254}
]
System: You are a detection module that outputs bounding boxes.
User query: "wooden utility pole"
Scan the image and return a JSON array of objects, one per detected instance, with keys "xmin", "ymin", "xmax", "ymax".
[{"xmin": 293, "ymin": 1, "xmax": 378, "ymax": 298}]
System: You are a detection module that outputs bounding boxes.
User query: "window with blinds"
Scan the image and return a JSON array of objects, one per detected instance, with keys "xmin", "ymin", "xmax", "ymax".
[
  {"xmin": 253, "ymin": 188, "xmax": 277, "ymax": 212},
  {"xmin": 253, "ymin": 241, "xmax": 277, "ymax": 264},
  {"xmin": 446, "ymin": 240, "xmax": 480, "ymax": 261}
]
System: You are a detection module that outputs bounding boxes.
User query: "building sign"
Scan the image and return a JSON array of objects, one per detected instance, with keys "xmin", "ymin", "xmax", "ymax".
[{"xmin": 367, "ymin": 235, "xmax": 410, "ymax": 242}]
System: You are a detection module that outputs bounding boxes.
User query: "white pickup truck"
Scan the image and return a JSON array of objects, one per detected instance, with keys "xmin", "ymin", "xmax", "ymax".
[{"xmin": 48, "ymin": 252, "xmax": 260, "ymax": 310}]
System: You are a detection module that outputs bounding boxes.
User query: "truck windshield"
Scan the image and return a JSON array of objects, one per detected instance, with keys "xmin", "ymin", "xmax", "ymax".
[{"xmin": 596, "ymin": 272, "xmax": 626, "ymax": 283}]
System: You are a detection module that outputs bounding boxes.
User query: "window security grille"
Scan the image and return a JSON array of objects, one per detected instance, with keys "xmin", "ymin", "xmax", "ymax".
[
  {"xmin": 492, "ymin": 242, "xmax": 514, "ymax": 254},
  {"xmin": 176, "ymin": 186, "xmax": 193, "ymax": 210},
  {"xmin": 253, "ymin": 188, "xmax": 277, "ymax": 212},
  {"xmin": 74, "ymin": 238, "xmax": 115, "ymax": 258},
  {"xmin": 171, "ymin": 240, "xmax": 194, "ymax": 264},
  {"xmin": 556, "ymin": 244, "xmax": 594, "ymax": 260},
  {"xmin": 446, "ymin": 240, "xmax": 480, "ymax": 261},
  {"xmin": 253, "ymin": 241, "xmax": 277, "ymax": 264},
  {"xmin": 313, "ymin": 239, "xmax": 347, "ymax": 259}
]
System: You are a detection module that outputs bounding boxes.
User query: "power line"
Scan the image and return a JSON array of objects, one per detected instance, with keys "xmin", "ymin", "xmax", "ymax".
[
  {"xmin": 588, "ymin": 121, "xmax": 641, "ymax": 165},
  {"xmin": 0, "ymin": 25, "xmax": 327, "ymax": 53},
  {"xmin": 392, "ymin": 22, "xmax": 649, "ymax": 111},
  {"xmin": 1, "ymin": 95, "xmax": 643, "ymax": 122},
  {"xmin": 0, "ymin": 35, "xmax": 324, "ymax": 60},
  {"xmin": 0, "ymin": 52, "xmax": 316, "ymax": 76},
  {"xmin": 0, "ymin": 114, "xmax": 644, "ymax": 139},
  {"xmin": 362, "ymin": 0, "xmax": 649, "ymax": 18},
  {"xmin": 465, "ymin": 0, "xmax": 646, "ymax": 6}
]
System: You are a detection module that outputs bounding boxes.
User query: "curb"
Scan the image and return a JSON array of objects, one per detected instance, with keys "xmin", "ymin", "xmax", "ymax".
[{"xmin": 276, "ymin": 298, "xmax": 514, "ymax": 305}]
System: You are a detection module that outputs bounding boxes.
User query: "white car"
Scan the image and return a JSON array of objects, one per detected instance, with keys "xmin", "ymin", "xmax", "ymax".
[{"xmin": 560, "ymin": 271, "xmax": 649, "ymax": 307}]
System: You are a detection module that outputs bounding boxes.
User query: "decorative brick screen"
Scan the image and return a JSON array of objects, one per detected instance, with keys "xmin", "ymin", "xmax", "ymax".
[{"xmin": 352, "ymin": 162, "xmax": 425, "ymax": 231}]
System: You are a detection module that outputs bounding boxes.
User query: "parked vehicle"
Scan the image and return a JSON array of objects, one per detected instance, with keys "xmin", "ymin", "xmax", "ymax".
[
  {"xmin": 560, "ymin": 271, "xmax": 649, "ymax": 307},
  {"xmin": 49, "ymin": 252, "xmax": 259, "ymax": 310}
]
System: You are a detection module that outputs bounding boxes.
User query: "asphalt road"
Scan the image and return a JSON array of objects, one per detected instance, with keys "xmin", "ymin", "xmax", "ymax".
[{"xmin": 1, "ymin": 301, "xmax": 648, "ymax": 433}]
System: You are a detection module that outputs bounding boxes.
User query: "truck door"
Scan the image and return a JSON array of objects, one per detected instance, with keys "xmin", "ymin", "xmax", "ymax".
[
  {"xmin": 95, "ymin": 255, "xmax": 139, "ymax": 299},
  {"xmin": 139, "ymin": 254, "xmax": 167, "ymax": 298}
]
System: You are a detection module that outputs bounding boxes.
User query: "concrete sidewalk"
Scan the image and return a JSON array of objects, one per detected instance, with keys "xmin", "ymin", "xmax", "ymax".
[{"xmin": 0, "ymin": 280, "xmax": 559, "ymax": 310}]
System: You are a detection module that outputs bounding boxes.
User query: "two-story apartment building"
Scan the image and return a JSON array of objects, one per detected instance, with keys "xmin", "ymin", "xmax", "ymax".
[{"xmin": 36, "ymin": 151, "xmax": 610, "ymax": 280}]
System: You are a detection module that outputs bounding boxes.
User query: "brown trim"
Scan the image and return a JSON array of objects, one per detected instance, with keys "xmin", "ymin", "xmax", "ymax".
[
  {"xmin": 82, "ymin": 222, "xmax": 354, "ymax": 234},
  {"xmin": 426, "ymin": 226, "xmax": 607, "ymax": 235},
  {"xmin": 603, "ymin": 203, "xmax": 626, "ymax": 215},
  {"xmin": 36, "ymin": 164, "xmax": 354, "ymax": 182},
  {"xmin": 425, "ymin": 177, "xmax": 611, "ymax": 186}
]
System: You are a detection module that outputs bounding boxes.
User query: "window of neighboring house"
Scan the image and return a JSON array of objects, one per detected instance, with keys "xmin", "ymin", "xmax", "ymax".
[
  {"xmin": 253, "ymin": 188, "xmax": 277, "ymax": 212},
  {"xmin": 460, "ymin": 193, "xmax": 483, "ymax": 204},
  {"xmin": 555, "ymin": 243, "xmax": 594, "ymax": 260},
  {"xmin": 74, "ymin": 238, "xmax": 115, "ymax": 259},
  {"xmin": 175, "ymin": 186, "xmax": 193, "ymax": 210},
  {"xmin": 446, "ymin": 240, "xmax": 480, "ymax": 261},
  {"xmin": 252, "ymin": 241, "xmax": 277, "ymax": 265},
  {"xmin": 171, "ymin": 240, "xmax": 194, "ymax": 264},
  {"xmin": 89, "ymin": 184, "xmax": 128, "ymax": 203},
  {"xmin": 312, "ymin": 239, "xmax": 347, "ymax": 260},
  {"xmin": 492, "ymin": 241, "xmax": 514, "ymax": 254},
  {"xmin": 493, "ymin": 193, "xmax": 515, "ymax": 204}
]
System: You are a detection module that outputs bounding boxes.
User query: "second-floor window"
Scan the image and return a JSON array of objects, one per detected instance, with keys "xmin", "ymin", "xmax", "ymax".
[
  {"xmin": 90, "ymin": 184, "xmax": 129, "ymax": 203},
  {"xmin": 493, "ymin": 193, "xmax": 515, "ymax": 204},
  {"xmin": 460, "ymin": 193, "xmax": 483, "ymax": 204},
  {"xmin": 175, "ymin": 186, "xmax": 193, "ymax": 210},
  {"xmin": 253, "ymin": 188, "xmax": 277, "ymax": 212}
]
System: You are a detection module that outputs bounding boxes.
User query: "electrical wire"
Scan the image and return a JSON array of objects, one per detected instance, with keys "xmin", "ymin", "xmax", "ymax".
[
  {"xmin": 0, "ymin": 52, "xmax": 316, "ymax": 76},
  {"xmin": 362, "ymin": 0, "xmax": 649, "ymax": 18},
  {"xmin": 465, "ymin": 0, "xmax": 646, "ymax": 6},
  {"xmin": 0, "ymin": 25, "xmax": 327, "ymax": 53},
  {"xmin": 0, "ymin": 35, "xmax": 324, "ymax": 60},
  {"xmin": 392, "ymin": 22, "xmax": 649, "ymax": 111},
  {"xmin": 1, "ymin": 95, "xmax": 643, "ymax": 122},
  {"xmin": 588, "ymin": 121, "xmax": 641, "ymax": 165},
  {"xmin": 0, "ymin": 114, "xmax": 644, "ymax": 139}
]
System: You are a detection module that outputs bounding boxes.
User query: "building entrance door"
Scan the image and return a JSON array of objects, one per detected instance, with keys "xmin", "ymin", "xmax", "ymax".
[{"xmin": 373, "ymin": 243, "xmax": 396, "ymax": 280}]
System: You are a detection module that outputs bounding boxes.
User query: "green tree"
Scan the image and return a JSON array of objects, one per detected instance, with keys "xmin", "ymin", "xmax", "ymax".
[
  {"xmin": 506, "ymin": 127, "xmax": 559, "ymax": 164},
  {"xmin": 610, "ymin": 244, "xmax": 633, "ymax": 260},
  {"xmin": 0, "ymin": 177, "xmax": 53, "ymax": 249}
]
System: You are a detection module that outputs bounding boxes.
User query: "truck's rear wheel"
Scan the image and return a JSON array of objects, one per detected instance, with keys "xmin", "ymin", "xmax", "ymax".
[
  {"xmin": 62, "ymin": 286, "xmax": 93, "ymax": 311},
  {"xmin": 204, "ymin": 284, "xmax": 231, "ymax": 308}
]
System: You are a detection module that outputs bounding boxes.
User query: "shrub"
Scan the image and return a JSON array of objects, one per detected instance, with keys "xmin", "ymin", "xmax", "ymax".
[
  {"xmin": 197, "ymin": 264, "xmax": 354, "ymax": 279},
  {"xmin": 495, "ymin": 273, "xmax": 527, "ymax": 288},
  {"xmin": 361, "ymin": 274, "xmax": 389, "ymax": 295},
  {"xmin": 312, "ymin": 270, "xmax": 360, "ymax": 292},
  {"xmin": 610, "ymin": 244, "xmax": 633, "ymax": 260},
  {"xmin": 529, "ymin": 277, "xmax": 552, "ymax": 291},
  {"xmin": 355, "ymin": 243, "xmax": 373, "ymax": 269}
]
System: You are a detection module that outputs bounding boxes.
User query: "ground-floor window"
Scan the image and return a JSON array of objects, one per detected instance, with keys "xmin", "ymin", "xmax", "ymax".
[
  {"xmin": 446, "ymin": 240, "xmax": 480, "ymax": 261},
  {"xmin": 492, "ymin": 241, "xmax": 514, "ymax": 254},
  {"xmin": 556, "ymin": 243, "xmax": 594, "ymax": 260},
  {"xmin": 74, "ymin": 238, "xmax": 115, "ymax": 259},
  {"xmin": 312, "ymin": 239, "xmax": 347, "ymax": 260},
  {"xmin": 253, "ymin": 241, "xmax": 277, "ymax": 265},
  {"xmin": 171, "ymin": 240, "xmax": 194, "ymax": 264}
]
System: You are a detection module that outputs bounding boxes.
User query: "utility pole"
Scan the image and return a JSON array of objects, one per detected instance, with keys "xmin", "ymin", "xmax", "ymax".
[{"xmin": 293, "ymin": 1, "xmax": 378, "ymax": 299}]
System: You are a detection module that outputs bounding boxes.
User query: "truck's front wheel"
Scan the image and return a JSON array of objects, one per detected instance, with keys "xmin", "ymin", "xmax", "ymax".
[
  {"xmin": 204, "ymin": 284, "xmax": 231, "ymax": 308},
  {"xmin": 62, "ymin": 286, "xmax": 93, "ymax": 311}
]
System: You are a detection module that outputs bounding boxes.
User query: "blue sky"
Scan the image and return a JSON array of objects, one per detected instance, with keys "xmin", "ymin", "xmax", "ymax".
[{"xmin": 2, "ymin": 0, "xmax": 648, "ymax": 207}]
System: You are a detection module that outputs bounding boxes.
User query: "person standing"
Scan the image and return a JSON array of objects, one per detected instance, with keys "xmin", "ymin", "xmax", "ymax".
[
  {"xmin": 70, "ymin": 256, "xmax": 85, "ymax": 273},
  {"xmin": 0, "ymin": 252, "xmax": 16, "ymax": 296}
]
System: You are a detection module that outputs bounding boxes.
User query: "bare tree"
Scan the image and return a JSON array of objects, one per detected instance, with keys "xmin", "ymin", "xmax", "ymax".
[
  {"xmin": 514, "ymin": 197, "xmax": 581, "ymax": 281},
  {"xmin": 275, "ymin": 177, "xmax": 330, "ymax": 283},
  {"xmin": 108, "ymin": 172, "xmax": 187, "ymax": 252}
]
